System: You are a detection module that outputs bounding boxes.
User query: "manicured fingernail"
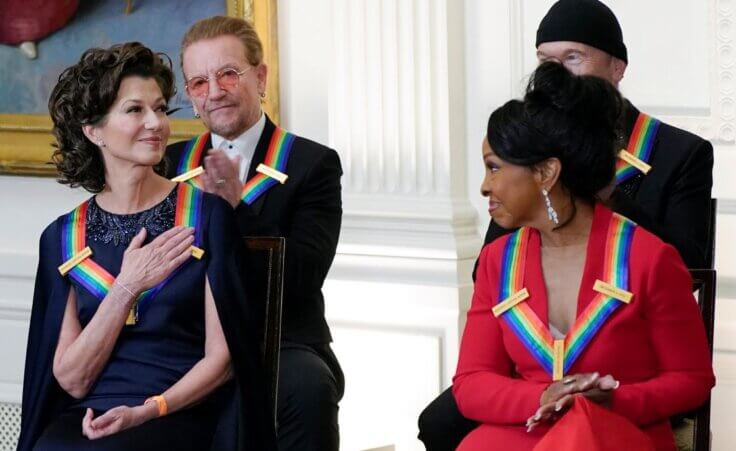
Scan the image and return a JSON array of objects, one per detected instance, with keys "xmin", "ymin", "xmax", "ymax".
[
  {"xmin": 555, "ymin": 403, "xmax": 563, "ymax": 412},
  {"xmin": 527, "ymin": 425, "xmax": 533, "ymax": 433},
  {"xmin": 613, "ymin": 380, "xmax": 620, "ymax": 389},
  {"xmin": 533, "ymin": 413, "xmax": 541, "ymax": 421}
]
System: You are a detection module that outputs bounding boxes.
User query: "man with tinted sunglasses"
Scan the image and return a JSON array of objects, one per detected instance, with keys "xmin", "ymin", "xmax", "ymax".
[{"xmin": 166, "ymin": 16, "xmax": 344, "ymax": 451}]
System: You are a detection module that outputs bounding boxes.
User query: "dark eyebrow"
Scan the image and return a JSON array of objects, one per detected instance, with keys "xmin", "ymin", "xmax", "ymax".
[{"xmin": 121, "ymin": 97, "xmax": 166, "ymax": 108}]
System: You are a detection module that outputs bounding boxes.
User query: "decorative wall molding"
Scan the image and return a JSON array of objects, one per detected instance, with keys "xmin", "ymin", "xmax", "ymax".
[
  {"xmin": 508, "ymin": 0, "xmax": 526, "ymax": 97},
  {"xmin": 341, "ymin": 194, "xmax": 481, "ymax": 259},
  {"xmin": 327, "ymin": 0, "xmax": 480, "ymax": 291},
  {"xmin": 0, "ymin": 300, "xmax": 30, "ymax": 323},
  {"xmin": 663, "ymin": 0, "xmax": 736, "ymax": 144},
  {"xmin": 330, "ymin": 0, "xmax": 454, "ymax": 197}
]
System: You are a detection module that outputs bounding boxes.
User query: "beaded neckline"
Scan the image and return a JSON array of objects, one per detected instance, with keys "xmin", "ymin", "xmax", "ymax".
[{"xmin": 86, "ymin": 188, "xmax": 177, "ymax": 247}]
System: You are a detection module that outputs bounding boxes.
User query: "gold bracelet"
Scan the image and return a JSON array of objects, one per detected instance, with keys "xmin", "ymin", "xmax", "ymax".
[{"xmin": 144, "ymin": 395, "xmax": 168, "ymax": 417}]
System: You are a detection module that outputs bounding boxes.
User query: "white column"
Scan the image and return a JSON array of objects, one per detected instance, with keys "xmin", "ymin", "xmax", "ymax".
[
  {"xmin": 329, "ymin": 0, "xmax": 478, "ymax": 255},
  {"xmin": 324, "ymin": 1, "xmax": 479, "ymax": 449}
]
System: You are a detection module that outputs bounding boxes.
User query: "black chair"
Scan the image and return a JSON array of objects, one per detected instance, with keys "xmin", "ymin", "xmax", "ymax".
[
  {"xmin": 243, "ymin": 236, "xmax": 286, "ymax": 427},
  {"xmin": 705, "ymin": 198, "xmax": 717, "ymax": 270},
  {"xmin": 670, "ymin": 198, "xmax": 717, "ymax": 451},
  {"xmin": 688, "ymin": 268, "xmax": 717, "ymax": 451},
  {"xmin": 682, "ymin": 198, "xmax": 717, "ymax": 451}
]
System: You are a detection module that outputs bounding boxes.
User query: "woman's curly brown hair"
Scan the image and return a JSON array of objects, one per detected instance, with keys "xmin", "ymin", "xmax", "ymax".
[{"xmin": 48, "ymin": 42, "xmax": 176, "ymax": 193}]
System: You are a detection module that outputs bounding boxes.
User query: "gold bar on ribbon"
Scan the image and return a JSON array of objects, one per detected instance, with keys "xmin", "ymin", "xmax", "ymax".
[
  {"xmin": 593, "ymin": 279, "xmax": 633, "ymax": 304},
  {"xmin": 172, "ymin": 166, "xmax": 205, "ymax": 182},
  {"xmin": 125, "ymin": 303, "xmax": 137, "ymax": 326},
  {"xmin": 618, "ymin": 150, "xmax": 652, "ymax": 175},
  {"xmin": 256, "ymin": 163, "xmax": 288, "ymax": 184},
  {"xmin": 492, "ymin": 288, "xmax": 530, "ymax": 317},
  {"xmin": 57, "ymin": 246, "xmax": 93, "ymax": 275},
  {"xmin": 553, "ymin": 340, "xmax": 565, "ymax": 381},
  {"xmin": 191, "ymin": 246, "xmax": 205, "ymax": 260}
]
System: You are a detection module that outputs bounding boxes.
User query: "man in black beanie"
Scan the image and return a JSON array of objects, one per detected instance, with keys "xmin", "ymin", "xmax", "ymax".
[{"xmin": 417, "ymin": 1, "xmax": 713, "ymax": 449}]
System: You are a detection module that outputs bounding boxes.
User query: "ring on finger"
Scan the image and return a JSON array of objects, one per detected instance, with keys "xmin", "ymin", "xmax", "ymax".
[
  {"xmin": 562, "ymin": 376, "xmax": 575, "ymax": 385},
  {"xmin": 215, "ymin": 178, "xmax": 226, "ymax": 186}
]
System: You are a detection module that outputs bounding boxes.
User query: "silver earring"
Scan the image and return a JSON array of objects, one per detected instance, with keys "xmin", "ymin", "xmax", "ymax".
[
  {"xmin": 542, "ymin": 189, "xmax": 559, "ymax": 225},
  {"xmin": 98, "ymin": 141, "xmax": 106, "ymax": 148}
]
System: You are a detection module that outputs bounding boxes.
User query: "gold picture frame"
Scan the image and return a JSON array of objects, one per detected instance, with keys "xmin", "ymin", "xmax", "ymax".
[{"xmin": 0, "ymin": 0, "xmax": 279, "ymax": 177}]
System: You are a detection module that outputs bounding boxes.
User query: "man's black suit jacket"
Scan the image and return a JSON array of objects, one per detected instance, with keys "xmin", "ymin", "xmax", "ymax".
[
  {"xmin": 484, "ymin": 101, "xmax": 714, "ymax": 269},
  {"xmin": 166, "ymin": 116, "xmax": 343, "ymax": 345}
]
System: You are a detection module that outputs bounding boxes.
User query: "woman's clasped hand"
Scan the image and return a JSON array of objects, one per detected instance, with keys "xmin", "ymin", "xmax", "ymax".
[
  {"xmin": 81, "ymin": 404, "xmax": 156, "ymax": 440},
  {"xmin": 526, "ymin": 372, "xmax": 620, "ymax": 432}
]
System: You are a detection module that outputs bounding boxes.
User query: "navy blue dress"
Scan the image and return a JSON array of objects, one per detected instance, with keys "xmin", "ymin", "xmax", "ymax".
[{"xmin": 19, "ymin": 186, "xmax": 276, "ymax": 451}]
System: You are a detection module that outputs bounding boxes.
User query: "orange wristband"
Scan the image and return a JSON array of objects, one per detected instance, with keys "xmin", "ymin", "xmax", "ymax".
[{"xmin": 144, "ymin": 395, "xmax": 168, "ymax": 417}]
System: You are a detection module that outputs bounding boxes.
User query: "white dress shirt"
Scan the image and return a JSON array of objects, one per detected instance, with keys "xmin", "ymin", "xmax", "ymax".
[{"xmin": 211, "ymin": 112, "xmax": 266, "ymax": 183}]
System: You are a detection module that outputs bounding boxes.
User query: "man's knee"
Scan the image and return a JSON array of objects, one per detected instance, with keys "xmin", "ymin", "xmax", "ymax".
[
  {"xmin": 278, "ymin": 346, "xmax": 340, "ymax": 420},
  {"xmin": 418, "ymin": 387, "xmax": 477, "ymax": 451},
  {"xmin": 418, "ymin": 389, "xmax": 453, "ymax": 440}
]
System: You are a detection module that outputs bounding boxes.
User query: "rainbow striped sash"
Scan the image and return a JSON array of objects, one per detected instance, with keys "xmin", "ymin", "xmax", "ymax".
[
  {"xmin": 495, "ymin": 213, "xmax": 636, "ymax": 380},
  {"xmin": 173, "ymin": 128, "xmax": 295, "ymax": 206},
  {"xmin": 175, "ymin": 133, "xmax": 210, "ymax": 189},
  {"xmin": 241, "ymin": 127, "xmax": 294, "ymax": 205},
  {"xmin": 615, "ymin": 113, "xmax": 661, "ymax": 184},
  {"xmin": 60, "ymin": 183, "xmax": 204, "ymax": 325}
]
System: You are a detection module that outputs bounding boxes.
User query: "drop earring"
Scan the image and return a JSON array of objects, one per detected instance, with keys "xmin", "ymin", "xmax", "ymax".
[
  {"xmin": 193, "ymin": 105, "xmax": 200, "ymax": 119},
  {"xmin": 542, "ymin": 189, "xmax": 559, "ymax": 225}
]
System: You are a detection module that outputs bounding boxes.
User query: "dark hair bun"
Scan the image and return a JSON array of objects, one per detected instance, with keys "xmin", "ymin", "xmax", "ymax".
[{"xmin": 487, "ymin": 62, "xmax": 623, "ymax": 202}]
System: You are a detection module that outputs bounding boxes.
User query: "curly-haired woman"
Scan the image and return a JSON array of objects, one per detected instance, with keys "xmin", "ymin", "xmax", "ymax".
[
  {"xmin": 18, "ymin": 42, "xmax": 275, "ymax": 451},
  {"xmin": 452, "ymin": 62, "xmax": 714, "ymax": 451}
]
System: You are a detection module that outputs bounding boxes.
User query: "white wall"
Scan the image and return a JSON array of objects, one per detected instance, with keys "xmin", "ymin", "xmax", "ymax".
[
  {"xmin": 0, "ymin": 1, "xmax": 734, "ymax": 450},
  {"xmin": 0, "ymin": 177, "xmax": 87, "ymax": 404},
  {"xmin": 280, "ymin": 1, "xmax": 478, "ymax": 449}
]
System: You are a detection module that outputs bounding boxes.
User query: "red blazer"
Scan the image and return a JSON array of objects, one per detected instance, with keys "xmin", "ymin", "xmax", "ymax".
[{"xmin": 453, "ymin": 205, "xmax": 714, "ymax": 450}]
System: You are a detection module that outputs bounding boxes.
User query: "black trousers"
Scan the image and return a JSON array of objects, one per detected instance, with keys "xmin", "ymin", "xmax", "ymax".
[
  {"xmin": 417, "ymin": 386, "xmax": 477, "ymax": 451},
  {"xmin": 277, "ymin": 342, "xmax": 344, "ymax": 451},
  {"xmin": 33, "ymin": 403, "xmax": 217, "ymax": 451}
]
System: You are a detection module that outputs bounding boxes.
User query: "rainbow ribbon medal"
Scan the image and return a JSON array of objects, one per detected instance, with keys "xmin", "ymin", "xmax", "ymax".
[
  {"xmin": 495, "ymin": 228, "xmax": 556, "ymax": 375},
  {"xmin": 58, "ymin": 183, "xmax": 204, "ymax": 325},
  {"xmin": 615, "ymin": 113, "xmax": 661, "ymax": 185},
  {"xmin": 173, "ymin": 132, "xmax": 210, "ymax": 189},
  {"xmin": 495, "ymin": 213, "xmax": 636, "ymax": 380},
  {"xmin": 240, "ymin": 127, "xmax": 295, "ymax": 205}
]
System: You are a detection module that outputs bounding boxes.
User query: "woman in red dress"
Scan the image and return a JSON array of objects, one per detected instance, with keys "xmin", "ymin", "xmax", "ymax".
[{"xmin": 453, "ymin": 62, "xmax": 714, "ymax": 451}]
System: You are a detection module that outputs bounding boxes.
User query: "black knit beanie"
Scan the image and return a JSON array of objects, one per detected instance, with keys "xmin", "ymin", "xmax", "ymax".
[{"xmin": 536, "ymin": 0, "xmax": 628, "ymax": 63}]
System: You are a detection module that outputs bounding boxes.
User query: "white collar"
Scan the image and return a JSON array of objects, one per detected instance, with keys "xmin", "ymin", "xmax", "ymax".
[{"xmin": 211, "ymin": 112, "xmax": 266, "ymax": 157}]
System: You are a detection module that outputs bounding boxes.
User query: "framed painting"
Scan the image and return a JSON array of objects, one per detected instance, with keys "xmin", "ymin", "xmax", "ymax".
[{"xmin": 0, "ymin": 0, "xmax": 279, "ymax": 176}]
